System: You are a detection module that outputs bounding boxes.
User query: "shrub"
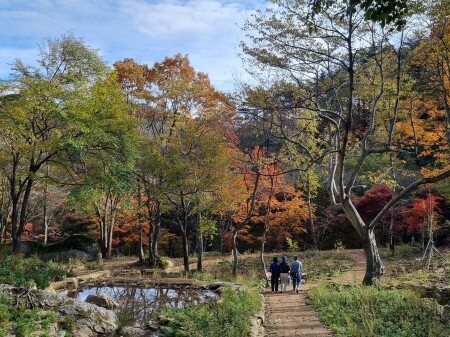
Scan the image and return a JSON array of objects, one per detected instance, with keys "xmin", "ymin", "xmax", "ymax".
[
  {"xmin": 158, "ymin": 257, "xmax": 171, "ymax": 270},
  {"xmin": 0, "ymin": 254, "xmax": 68, "ymax": 289},
  {"xmin": 308, "ymin": 284, "xmax": 450, "ymax": 337},
  {"xmin": 160, "ymin": 287, "xmax": 262, "ymax": 337}
]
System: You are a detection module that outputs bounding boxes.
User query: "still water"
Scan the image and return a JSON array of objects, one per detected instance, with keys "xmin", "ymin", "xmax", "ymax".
[{"xmin": 75, "ymin": 286, "xmax": 218, "ymax": 327}]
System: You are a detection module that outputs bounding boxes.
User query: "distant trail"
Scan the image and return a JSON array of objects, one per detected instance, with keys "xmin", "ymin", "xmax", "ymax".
[{"xmin": 263, "ymin": 249, "xmax": 366, "ymax": 337}]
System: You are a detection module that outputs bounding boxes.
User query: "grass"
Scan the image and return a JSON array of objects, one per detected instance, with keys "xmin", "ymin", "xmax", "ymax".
[
  {"xmin": 308, "ymin": 283, "xmax": 450, "ymax": 337},
  {"xmin": 380, "ymin": 246, "xmax": 450, "ymax": 287},
  {"xmin": 187, "ymin": 249, "xmax": 354, "ymax": 287},
  {"xmin": 158, "ymin": 287, "xmax": 262, "ymax": 337}
]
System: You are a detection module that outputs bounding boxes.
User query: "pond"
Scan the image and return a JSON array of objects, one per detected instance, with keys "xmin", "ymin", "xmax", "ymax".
[{"xmin": 74, "ymin": 286, "xmax": 218, "ymax": 328}]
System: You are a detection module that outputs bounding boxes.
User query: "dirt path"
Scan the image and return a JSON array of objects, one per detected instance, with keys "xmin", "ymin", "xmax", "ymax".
[{"xmin": 263, "ymin": 249, "xmax": 366, "ymax": 337}]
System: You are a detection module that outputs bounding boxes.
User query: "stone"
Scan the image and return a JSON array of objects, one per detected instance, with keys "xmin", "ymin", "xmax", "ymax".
[
  {"xmin": 85, "ymin": 293, "xmax": 119, "ymax": 309},
  {"xmin": 121, "ymin": 326, "xmax": 148, "ymax": 337},
  {"xmin": 59, "ymin": 301, "xmax": 117, "ymax": 334},
  {"xmin": 207, "ymin": 282, "xmax": 242, "ymax": 291},
  {"xmin": 0, "ymin": 284, "xmax": 118, "ymax": 336},
  {"xmin": 77, "ymin": 270, "xmax": 111, "ymax": 283},
  {"xmin": 434, "ymin": 287, "xmax": 450, "ymax": 306},
  {"xmin": 443, "ymin": 305, "xmax": 450, "ymax": 315},
  {"xmin": 49, "ymin": 277, "xmax": 79, "ymax": 292}
]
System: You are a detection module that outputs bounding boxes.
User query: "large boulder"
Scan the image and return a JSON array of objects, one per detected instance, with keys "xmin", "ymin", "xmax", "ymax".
[
  {"xmin": 59, "ymin": 300, "xmax": 117, "ymax": 334},
  {"xmin": 85, "ymin": 293, "xmax": 119, "ymax": 309},
  {"xmin": 0, "ymin": 284, "xmax": 117, "ymax": 336},
  {"xmin": 40, "ymin": 235, "xmax": 99, "ymax": 261}
]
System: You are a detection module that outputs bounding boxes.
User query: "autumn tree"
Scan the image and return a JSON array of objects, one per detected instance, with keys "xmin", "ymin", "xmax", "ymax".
[
  {"xmin": 241, "ymin": 0, "xmax": 450, "ymax": 284},
  {"xmin": 400, "ymin": 192, "xmax": 443, "ymax": 248},
  {"xmin": 115, "ymin": 55, "xmax": 236, "ymax": 271}
]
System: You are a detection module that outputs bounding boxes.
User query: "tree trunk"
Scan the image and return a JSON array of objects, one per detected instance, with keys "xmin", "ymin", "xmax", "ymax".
[
  {"xmin": 361, "ymin": 229, "xmax": 384, "ymax": 285},
  {"xmin": 12, "ymin": 178, "xmax": 34, "ymax": 253},
  {"xmin": 181, "ymin": 227, "xmax": 190, "ymax": 273},
  {"xmin": 151, "ymin": 201, "xmax": 161, "ymax": 264},
  {"xmin": 107, "ymin": 208, "xmax": 116, "ymax": 258},
  {"xmin": 389, "ymin": 208, "xmax": 395, "ymax": 256},
  {"xmin": 232, "ymin": 226, "xmax": 239, "ymax": 277},
  {"xmin": 196, "ymin": 210, "xmax": 203, "ymax": 272},
  {"xmin": 43, "ymin": 165, "xmax": 49, "ymax": 245},
  {"xmin": 136, "ymin": 186, "xmax": 144, "ymax": 263},
  {"xmin": 306, "ymin": 172, "xmax": 318, "ymax": 250},
  {"xmin": 260, "ymin": 223, "xmax": 268, "ymax": 286}
]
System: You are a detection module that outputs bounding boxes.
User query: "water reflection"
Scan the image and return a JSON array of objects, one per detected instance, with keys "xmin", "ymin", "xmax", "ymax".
[{"xmin": 75, "ymin": 286, "xmax": 217, "ymax": 326}]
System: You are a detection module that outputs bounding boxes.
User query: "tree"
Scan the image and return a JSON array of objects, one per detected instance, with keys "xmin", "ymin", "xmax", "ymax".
[
  {"xmin": 400, "ymin": 192, "xmax": 443, "ymax": 248},
  {"xmin": 115, "ymin": 55, "xmax": 236, "ymax": 271},
  {"xmin": 0, "ymin": 35, "xmax": 108, "ymax": 252},
  {"xmin": 309, "ymin": 0, "xmax": 409, "ymax": 28},
  {"xmin": 68, "ymin": 73, "xmax": 138, "ymax": 259},
  {"xmin": 242, "ymin": 0, "xmax": 450, "ymax": 284}
]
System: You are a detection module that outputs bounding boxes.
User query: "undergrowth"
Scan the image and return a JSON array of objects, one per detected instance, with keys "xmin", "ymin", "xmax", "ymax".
[
  {"xmin": 308, "ymin": 283, "xmax": 450, "ymax": 337},
  {"xmin": 0, "ymin": 295, "xmax": 57, "ymax": 337},
  {"xmin": 0, "ymin": 254, "xmax": 68, "ymax": 289},
  {"xmin": 158, "ymin": 287, "xmax": 262, "ymax": 337}
]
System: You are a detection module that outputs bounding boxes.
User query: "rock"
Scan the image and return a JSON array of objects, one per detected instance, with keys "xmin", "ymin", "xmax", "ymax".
[
  {"xmin": 207, "ymin": 282, "xmax": 242, "ymax": 291},
  {"xmin": 85, "ymin": 293, "xmax": 119, "ymax": 309},
  {"xmin": 35, "ymin": 288, "xmax": 117, "ymax": 335},
  {"xmin": 121, "ymin": 326, "xmax": 147, "ymax": 337},
  {"xmin": 67, "ymin": 249, "xmax": 90, "ymax": 260},
  {"xmin": 77, "ymin": 270, "xmax": 111, "ymax": 283},
  {"xmin": 59, "ymin": 301, "xmax": 117, "ymax": 334},
  {"xmin": 443, "ymin": 305, "xmax": 450, "ymax": 315},
  {"xmin": 72, "ymin": 325, "xmax": 95, "ymax": 337},
  {"xmin": 249, "ymin": 307, "xmax": 265, "ymax": 337},
  {"xmin": 49, "ymin": 277, "xmax": 79, "ymax": 292},
  {"xmin": 434, "ymin": 287, "xmax": 450, "ymax": 306},
  {"xmin": 0, "ymin": 285, "xmax": 118, "ymax": 336}
]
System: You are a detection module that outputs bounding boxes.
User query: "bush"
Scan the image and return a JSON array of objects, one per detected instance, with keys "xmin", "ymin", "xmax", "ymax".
[
  {"xmin": 308, "ymin": 284, "xmax": 450, "ymax": 337},
  {"xmin": 159, "ymin": 287, "xmax": 262, "ymax": 337},
  {"xmin": 0, "ymin": 254, "xmax": 68, "ymax": 289},
  {"xmin": 158, "ymin": 257, "xmax": 171, "ymax": 270},
  {"xmin": 0, "ymin": 296, "xmax": 57, "ymax": 337}
]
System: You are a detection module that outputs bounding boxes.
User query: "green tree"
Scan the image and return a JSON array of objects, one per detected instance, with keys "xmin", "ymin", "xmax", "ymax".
[
  {"xmin": 68, "ymin": 73, "xmax": 138, "ymax": 259},
  {"xmin": 0, "ymin": 35, "xmax": 107, "ymax": 252}
]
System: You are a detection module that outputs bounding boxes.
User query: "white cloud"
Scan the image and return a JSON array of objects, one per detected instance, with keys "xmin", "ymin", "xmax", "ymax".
[
  {"xmin": 123, "ymin": 1, "xmax": 244, "ymax": 38},
  {"xmin": 0, "ymin": 0, "xmax": 264, "ymax": 92}
]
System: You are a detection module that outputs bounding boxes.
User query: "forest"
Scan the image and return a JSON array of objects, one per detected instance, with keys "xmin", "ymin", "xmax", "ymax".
[
  {"xmin": 0, "ymin": 0, "xmax": 450, "ymax": 285},
  {"xmin": 0, "ymin": 0, "xmax": 450, "ymax": 336}
]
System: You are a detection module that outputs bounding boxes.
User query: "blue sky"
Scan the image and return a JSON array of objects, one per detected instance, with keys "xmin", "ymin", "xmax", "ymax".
[{"xmin": 0, "ymin": 0, "xmax": 265, "ymax": 92}]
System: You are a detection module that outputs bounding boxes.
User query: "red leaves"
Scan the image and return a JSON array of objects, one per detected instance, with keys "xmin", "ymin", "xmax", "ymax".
[{"xmin": 399, "ymin": 193, "xmax": 443, "ymax": 234}]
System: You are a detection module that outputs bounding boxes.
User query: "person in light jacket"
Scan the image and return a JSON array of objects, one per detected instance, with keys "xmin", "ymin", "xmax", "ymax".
[{"xmin": 290, "ymin": 255, "xmax": 303, "ymax": 293}]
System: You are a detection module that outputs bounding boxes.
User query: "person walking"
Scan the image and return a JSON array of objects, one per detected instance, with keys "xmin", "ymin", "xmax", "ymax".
[
  {"xmin": 279, "ymin": 256, "xmax": 290, "ymax": 293},
  {"xmin": 269, "ymin": 257, "xmax": 280, "ymax": 293},
  {"xmin": 290, "ymin": 255, "xmax": 303, "ymax": 293}
]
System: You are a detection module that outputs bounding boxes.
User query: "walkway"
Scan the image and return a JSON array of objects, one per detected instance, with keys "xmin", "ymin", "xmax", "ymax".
[{"xmin": 263, "ymin": 250, "xmax": 365, "ymax": 337}]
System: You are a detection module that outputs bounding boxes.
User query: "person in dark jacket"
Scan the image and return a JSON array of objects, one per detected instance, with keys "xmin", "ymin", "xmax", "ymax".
[
  {"xmin": 279, "ymin": 256, "xmax": 290, "ymax": 293},
  {"xmin": 269, "ymin": 257, "xmax": 280, "ymax": 292}
]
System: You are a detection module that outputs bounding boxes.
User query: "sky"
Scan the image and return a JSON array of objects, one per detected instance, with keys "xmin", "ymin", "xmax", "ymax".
[{"xmin": 0, "ymin": 0, "xmax": 266, "ymax": 92}]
